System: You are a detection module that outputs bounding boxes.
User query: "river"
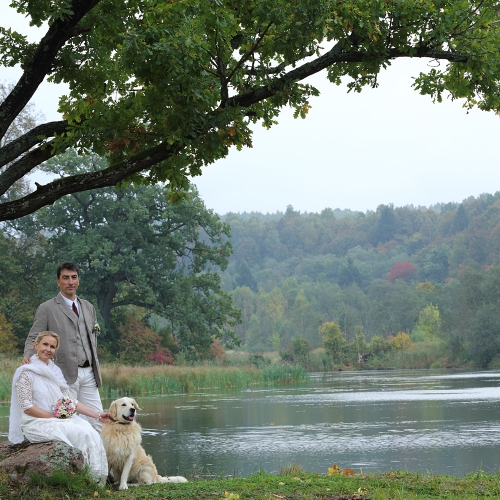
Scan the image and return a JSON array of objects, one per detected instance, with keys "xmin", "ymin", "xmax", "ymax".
[{"xmin": 2, "ymin": 369, "xmax": 500, "ymax": 477}]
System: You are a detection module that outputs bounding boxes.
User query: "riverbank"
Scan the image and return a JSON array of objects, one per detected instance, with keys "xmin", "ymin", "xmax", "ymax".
[
  {"xmin": 0, "ymin": 342, "xmax": 480, "ymax": 402},
  {"xmin": 0, "ymin": 357, "xmax": 309, "ymax": 401},
  {"xmin": 4, "ymin": 468, "xmax": 500, "ymax": 499},
  {"xmin": 99, "ymin": 362, "xmax": 308, "ymax": 398}
]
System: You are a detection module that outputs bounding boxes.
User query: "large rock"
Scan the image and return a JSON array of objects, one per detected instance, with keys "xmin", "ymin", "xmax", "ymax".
[{"xmin": 0, "ymin": 440, "xmax": 84, "ymax": 484}]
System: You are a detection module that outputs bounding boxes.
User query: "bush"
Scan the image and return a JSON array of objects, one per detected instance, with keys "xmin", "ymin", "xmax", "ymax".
[
  {"xmin": 207, "ymin": 339, "xmax": 226, "ymax": 361},
  {"xmin": 319, "ymin": 322, "xmax": 346, "ymax": 362},
  {"xmin": 370, "ymin": 335, "xmax": 392, "ymax": 356},
  {"xmin": 390, "ymin": 332, "xmax": 414, "ymax": 350},
  {"xmin": 118, "ymin": 316, "xmax": 174, "ymax": 365}
]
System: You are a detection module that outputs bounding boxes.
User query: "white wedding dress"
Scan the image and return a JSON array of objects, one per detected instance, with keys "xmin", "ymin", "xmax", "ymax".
[{"xmin": 9, "ymin": 356, "xmax": 108, "ymax": 483}]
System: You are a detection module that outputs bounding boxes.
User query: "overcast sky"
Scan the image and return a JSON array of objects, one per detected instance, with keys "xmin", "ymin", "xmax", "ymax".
[{"xmin": 3, "ymin": 4, "xmax": 500, "ymax": 215}]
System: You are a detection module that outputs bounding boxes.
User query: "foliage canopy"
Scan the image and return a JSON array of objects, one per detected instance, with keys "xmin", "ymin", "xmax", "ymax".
[{"xmin": 2, "ymin": 0, "xmax": 500, "ymax": 219}]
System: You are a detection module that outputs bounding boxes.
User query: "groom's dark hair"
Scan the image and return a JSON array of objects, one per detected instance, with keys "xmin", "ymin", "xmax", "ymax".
[{"xmin": 56, "ymin": 262, "xmax": 80, "ymax": 279}]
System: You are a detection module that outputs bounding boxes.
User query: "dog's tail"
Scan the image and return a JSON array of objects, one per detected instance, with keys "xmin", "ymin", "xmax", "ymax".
[{"xmin": 159, "ymin": 475, "xmax": 188, "ymax": 483}]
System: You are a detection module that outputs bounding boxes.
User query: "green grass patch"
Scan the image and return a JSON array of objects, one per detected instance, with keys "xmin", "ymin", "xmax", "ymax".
[{"xmin": 5, "ymin": 469, "xmax": 500, "ymax": 500}]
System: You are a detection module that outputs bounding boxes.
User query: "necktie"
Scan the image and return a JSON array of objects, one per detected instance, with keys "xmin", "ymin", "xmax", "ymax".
[{"xmin": 72, "ymin": 302, "xmax": 79, "ymax": 317}]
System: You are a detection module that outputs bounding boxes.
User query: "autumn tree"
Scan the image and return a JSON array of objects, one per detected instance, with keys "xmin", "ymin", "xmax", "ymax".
[
  {"xmin": 118, "ymin": 316, "xmax": 174, "ymax": 365},
  {"xmin": 387, "ymin": 261, "xmax": 416, "ymax": 283},
  {"xmin": 390, "ymin": 331, "xmax": 414, "ymax": 351},
  {"xmin": 2, "ymin": 1, "xmax": 500, "ymax": 220}
]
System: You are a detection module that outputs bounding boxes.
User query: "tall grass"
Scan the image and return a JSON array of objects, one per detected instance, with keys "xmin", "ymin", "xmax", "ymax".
[
  {"xmin": 0, "ymin": 355, "xmax": 308, "ymax": 401},
  {"xmin": 365, "ymin": 340, "xmax": 448, "ymax": 370},
  {"xmin": 99, "ymin": 363, "xmax": 309, "ymax": 398},
  {"xmin": 0, "ymin": 339, "xmax": 450, "ymax": 402},
  {"xmin": 0, "ymin": 356, "xmax": 22, "ymax": 402}
]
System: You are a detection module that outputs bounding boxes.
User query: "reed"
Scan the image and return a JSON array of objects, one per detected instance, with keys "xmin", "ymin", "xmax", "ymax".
[
  {"xmin": 0, "ymin": 359, "xmax": 308, "ymax": 401},
  {"xmin": 0, "ymin": 356, "xmax": 22, "ymax": 402},
  {"xmin": 99, "ymin": 363, "xmax": 309, "ymax": 397},
  {"xmin": 366, "ymin": 340, "xmax": 446, "ymax": 370}
]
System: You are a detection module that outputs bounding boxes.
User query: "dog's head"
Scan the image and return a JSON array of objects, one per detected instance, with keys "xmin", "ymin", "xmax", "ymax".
[{"xmin": 108, "ymin": 397, "xmax": 142, "ymax": 424}]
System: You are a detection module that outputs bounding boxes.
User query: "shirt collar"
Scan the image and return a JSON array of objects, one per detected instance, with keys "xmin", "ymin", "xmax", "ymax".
[{"xmin": 60, "ymin": 293, "xmax": 79, "ymax": 311}]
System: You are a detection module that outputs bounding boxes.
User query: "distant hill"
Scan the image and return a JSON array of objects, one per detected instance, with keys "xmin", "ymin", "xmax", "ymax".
[{"xmin": 219, "ymin": 193, "xmax": 500, "ymax": 356}]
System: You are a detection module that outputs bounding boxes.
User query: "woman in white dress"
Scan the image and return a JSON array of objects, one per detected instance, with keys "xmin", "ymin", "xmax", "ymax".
[{"xmin": 9, "ymin": 331, "xmax": 109, "ymax": 483}]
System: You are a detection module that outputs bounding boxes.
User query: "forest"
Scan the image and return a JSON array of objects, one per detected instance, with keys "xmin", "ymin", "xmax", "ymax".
[
  {"xmin": 219, "ymin": 195, "xmax": 500, "ymax": 367},
  {"xmin": 2, "ymin": 184, "xmax": 500, "ymax": 369}
]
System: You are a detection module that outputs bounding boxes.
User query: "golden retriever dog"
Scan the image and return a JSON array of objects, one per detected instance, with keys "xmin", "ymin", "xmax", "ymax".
[{"xmin": 101, "ymin": 397, "xmax": 188, "ymax": 490}]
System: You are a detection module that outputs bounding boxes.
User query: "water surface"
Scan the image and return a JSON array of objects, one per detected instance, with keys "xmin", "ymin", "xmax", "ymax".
[{"xmin": 2, "ymin": 369, "xmax": 500, "ymax": 477}]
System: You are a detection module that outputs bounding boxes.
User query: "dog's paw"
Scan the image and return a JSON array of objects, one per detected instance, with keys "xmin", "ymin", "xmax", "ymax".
[
  {"xmin": 165, "ymin": 476, "xmax": 188, "ymax": 483},
  {"xmin": 118, "ymin": 483, "xmax": 129, "ymax": 490}
]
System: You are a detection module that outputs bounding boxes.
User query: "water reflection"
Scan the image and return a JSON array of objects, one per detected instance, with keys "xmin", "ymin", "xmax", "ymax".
[{"xmin": 1, "ymin": 369, "xmax": 500, "ymax": 476}]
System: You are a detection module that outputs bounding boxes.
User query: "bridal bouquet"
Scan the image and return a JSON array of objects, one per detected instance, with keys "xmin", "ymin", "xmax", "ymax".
[{"xmin": 52, "ymin": 397, "xmax": 76, "ymax": 419}]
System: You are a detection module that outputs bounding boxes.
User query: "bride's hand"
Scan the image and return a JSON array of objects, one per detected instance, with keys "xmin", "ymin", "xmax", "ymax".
[{"xmin": 99, "ymin": 411, "xmax": 111, "ymax": 424}]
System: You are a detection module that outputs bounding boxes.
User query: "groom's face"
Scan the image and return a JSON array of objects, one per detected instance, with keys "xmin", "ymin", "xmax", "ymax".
[{"xmin": 57, "ymin": 268, "xmax": 80, "ymax": 299}]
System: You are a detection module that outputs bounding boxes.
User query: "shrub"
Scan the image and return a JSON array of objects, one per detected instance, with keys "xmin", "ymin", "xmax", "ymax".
[
  {"xmin": 370, "ymin": 335, "xmax": 392, "ymax": 355},
  {"xmin": 319, "ymin": 322, "xmax": 346, "ymax": 362},
  {"xmin": 147, "ymin": 348, "xmax": 175, "ymax": 365},
  {"xmin": 118, "ymin": 316, "xmax": 174, "ymax": 365},
  {"xmin": 207, "ymin": 339, "xmax": 226, "ymax": 361},
  {"xmin": 391, "ymin": 332, "xmax": 414, "ymax": 350}
]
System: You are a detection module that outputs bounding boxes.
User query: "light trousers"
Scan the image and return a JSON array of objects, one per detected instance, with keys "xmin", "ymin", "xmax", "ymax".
[{"xmin": 68, "ymin": 366, "xmax": 103, "ymax": 433}]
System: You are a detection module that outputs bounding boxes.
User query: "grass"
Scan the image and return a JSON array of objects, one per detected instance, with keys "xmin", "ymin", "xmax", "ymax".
[
  {"xmin": 0, "ymin": 357, "xmax": 22, "ymax": 401},
  {"xmin": 0, "ymin": 357, "xmax": 308, "ymax": 402},
  {"xmin": 99, "ymin": 363, "xmax": 309, "ymax": 398},
  {"xmin": 3, "ymin": 468, "xmax": 500, "ymax": 499}
]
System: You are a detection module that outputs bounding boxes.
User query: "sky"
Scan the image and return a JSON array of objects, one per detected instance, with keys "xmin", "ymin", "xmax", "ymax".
[{"xmin": 3, "ymin": 4, "xmax": 500, "ymax": 216}]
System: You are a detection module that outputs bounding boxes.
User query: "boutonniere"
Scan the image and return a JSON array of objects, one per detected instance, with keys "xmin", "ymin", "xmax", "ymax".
[{"xmin": 92, "ymin": 322, "xmax": 101, "ymax": 336}]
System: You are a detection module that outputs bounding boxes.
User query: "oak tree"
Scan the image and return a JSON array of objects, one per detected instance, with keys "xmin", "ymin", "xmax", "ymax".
[
  {"xmin": 2, "ymin": 0, "xmax": 500, "ymax": 220},
  {"xmin": 20, "ymin": 150, "xmax": 240, "ymax": 358}
]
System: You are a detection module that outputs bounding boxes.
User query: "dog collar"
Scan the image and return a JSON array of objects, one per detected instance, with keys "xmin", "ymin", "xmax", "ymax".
[{"xmin": 109, "ymin": 416, "xmax": 131, "ymax": 425}]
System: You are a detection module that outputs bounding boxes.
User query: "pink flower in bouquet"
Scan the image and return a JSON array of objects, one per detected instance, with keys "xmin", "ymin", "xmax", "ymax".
[{"xmin": 52, "ymin": 397, "xmax": 76, "ymax": 418}]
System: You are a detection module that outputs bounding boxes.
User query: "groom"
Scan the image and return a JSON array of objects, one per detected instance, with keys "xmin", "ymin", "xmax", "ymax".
[{"xmin": 23, "ymin": 262, "xmax": 105, "ymax": 431}]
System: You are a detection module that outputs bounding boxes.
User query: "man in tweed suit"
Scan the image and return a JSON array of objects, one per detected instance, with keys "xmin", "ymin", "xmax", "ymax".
[{"xmin": 23, "ymin": 262, "xmax": 105, "ymax": 431}]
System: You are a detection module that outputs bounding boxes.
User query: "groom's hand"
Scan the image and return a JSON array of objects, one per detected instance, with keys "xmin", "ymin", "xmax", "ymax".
[{"xmin": 21, "ymin": 357, "xmax": 31, "ymax": 365}]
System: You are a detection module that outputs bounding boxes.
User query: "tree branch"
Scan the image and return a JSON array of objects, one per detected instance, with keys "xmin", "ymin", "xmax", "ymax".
[
  {"xmin": 0, "ymin": 31, "xmax": 470, "ymax": 221},
  {"xmin": 0, "ymin": 140, "xmax": 181, "ymax": 220},
  {"xmin": 0, "ymin": 139, "xmax": 58, "ymax": 196},
  {"xmin": 227, "ymin": 42, "xmax": 468, "ymax": 109},
  {"xmin": 0, "ymin": 0, "xmax": 100, "ymax": 141},
  {"xmin": 0, "ymin": 120, "xmax": 68, "ymax": 169}
]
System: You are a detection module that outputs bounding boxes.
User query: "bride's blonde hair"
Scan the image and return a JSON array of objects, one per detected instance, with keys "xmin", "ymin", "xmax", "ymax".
[{"xmin": 33, "ymin": 331, "xmax": 60, "ymax": 349}]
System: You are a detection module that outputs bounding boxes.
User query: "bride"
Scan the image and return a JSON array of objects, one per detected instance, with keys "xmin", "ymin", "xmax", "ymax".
[{"xmin": 9, "ymin": 331, "xmax": 109, "ymax": 483}]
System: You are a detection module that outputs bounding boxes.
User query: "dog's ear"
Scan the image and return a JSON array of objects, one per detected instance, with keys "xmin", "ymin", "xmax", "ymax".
[
  {"xmin": 132, "ymin": 399, "xmax": 142, "ymax": 412},
  {"xmin": 109, "ymin": 401, "xmax": 117, "ymax": 419}
]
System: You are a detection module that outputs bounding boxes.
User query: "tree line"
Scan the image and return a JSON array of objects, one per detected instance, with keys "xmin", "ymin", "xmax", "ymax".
[
  {"xmin": 2, "ymin": 158, "xmax": 500, "ymax": 368},
  {"xmin": 221, "ymin": 198, "xmax": 500, "ymax": 367}
]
